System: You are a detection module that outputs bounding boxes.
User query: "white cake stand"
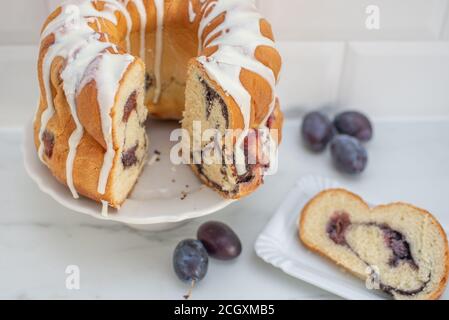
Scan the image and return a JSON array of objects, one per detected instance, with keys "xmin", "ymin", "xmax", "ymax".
[{"xmin": 23, "ymin": 119, "xmax": 235, "ymax": 231}]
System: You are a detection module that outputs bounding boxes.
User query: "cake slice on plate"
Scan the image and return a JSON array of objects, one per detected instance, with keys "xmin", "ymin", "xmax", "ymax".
[{"xmin": 299, "ymin": 189, "xmax": 449, "ymax": 300}]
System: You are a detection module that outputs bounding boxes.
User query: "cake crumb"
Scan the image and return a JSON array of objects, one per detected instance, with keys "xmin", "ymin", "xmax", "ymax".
[
  {"xmin": 181, "ymin": 191, "xmax": 188, "ymax": 200},
  {"xmin": 147, "ymin": 154, "xmax": 159, "ymax": 166}
]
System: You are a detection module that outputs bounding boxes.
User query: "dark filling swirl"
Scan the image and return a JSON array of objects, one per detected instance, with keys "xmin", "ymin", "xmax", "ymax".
[{"xmin": 326, "ymin": 212, "xmax": 429, "ymax": 297}]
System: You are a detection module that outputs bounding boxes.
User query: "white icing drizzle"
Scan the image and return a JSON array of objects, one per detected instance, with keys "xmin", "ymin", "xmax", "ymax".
[
  {"xmin": 101, "ymin": 0, "xmax": 133, "ymax": 50},
  {"xmin": 95, "ymin": 19, "xmax": 120, "ymax": 53},
  {"xmin": 124, "ymin": 0, "xmax": 147, "ymax": 60},
  {"xmin": 197, "ymin": 0, "xmax": 278, "ymax": 175},
  {"xmin": 62, "ymin": 37, "xmax": 112, "ymax": 199},
  {"xmin": 80, "ymin": 53, "xmax": 134, "ymax": 194},
  {"xmin": 39, "ymin": 0, "xmax": 134, "ymax": 200},
  {"xmin": 132, "ymin": 0, "xmax": 148, "ymax": 60},
  {"xmin": 188, "ymin": 0, "xmax": 196, "ymax": 23},
  {"xmin": 101, "ymin": 200, "xmax": 109, "ymax": 217},
  {"xmin": 152, "ymin": 0, "xmax": 164, "ymax": 104},
  {"xmin": 38, "ymin": 2, "xmax": 114, "ymax": 163}
]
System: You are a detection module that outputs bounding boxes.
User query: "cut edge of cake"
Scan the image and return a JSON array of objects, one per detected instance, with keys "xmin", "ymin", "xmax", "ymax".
[
  {"xmin": 77, "ymin": 57, "xmax": 149, "ymax": 208},
  {"xmin": 182, "ymin": 61, "xmax": 266, "ymax": 199}
]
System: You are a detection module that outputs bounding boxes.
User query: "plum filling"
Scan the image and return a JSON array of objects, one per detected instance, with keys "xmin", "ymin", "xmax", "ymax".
[
  {"xmin": 266, "ymin": 112, "xmax": 276, "ymax": 129},
  {"xmin": 325, "ymin": 212, "xmax": 427, "ymax": 296},
  {"xmin": 327, "ymin": 214, "xmax": 417, "ymax": 269},
  {"xmin": 121, "ymin": 144, "xmax": 139, "ymax": 168},
  {"xmin": 380, "ymin": 225, "xmax": 418, "ymax": 269},
  {"xmin": 123, "ymin": 91, "xmax": 137, "ymax": 122},
  {"xmin": 380, "ymin": 280, "xmax": 430, "ymax": 297},
  {"xmin": 42, "ymin": 130, "xmax": 55, "ymax": 159},
  {"xmin": 229, "ymin": 130, "xmax": 262, "ymax": 184},
  {"xmin": 195, "ymin": 164, "xmax": 230, "ymax": 194},
  {"xmin": 200, "ymin": 79, "xmax": 229, "ymax": 127},
  {"xmin": 236, "ymin": 168, "xmax": 256, "ymax": 184},
  {"xmin": 327, "ymin": 211, "xmax": 351, "ymax": 246}
]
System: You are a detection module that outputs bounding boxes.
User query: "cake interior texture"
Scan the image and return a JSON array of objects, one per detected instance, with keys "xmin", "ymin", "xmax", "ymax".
[
  {"xmin": 109, "ymin": 62, "xmax": 148, "ymax": 205},
  {"xmin": 183, "ymin": 66, "xmax": 244, "ymax": 197}
]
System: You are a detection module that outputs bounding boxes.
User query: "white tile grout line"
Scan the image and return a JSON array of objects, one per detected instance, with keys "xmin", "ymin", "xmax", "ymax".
[{"xmin": 438, "ymin": 0, "xmax": 449, "ymax": 40}]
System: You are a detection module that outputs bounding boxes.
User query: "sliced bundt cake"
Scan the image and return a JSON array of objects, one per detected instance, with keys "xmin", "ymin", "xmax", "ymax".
[{"xmin": 34, "ymin": 0, "xmax": 283, "ymax": 208}]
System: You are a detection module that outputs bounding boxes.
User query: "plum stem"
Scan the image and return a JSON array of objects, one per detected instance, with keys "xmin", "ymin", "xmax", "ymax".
[{"xmin": 183, "ymin": 280, "xmax": 196, "ymax": 300}]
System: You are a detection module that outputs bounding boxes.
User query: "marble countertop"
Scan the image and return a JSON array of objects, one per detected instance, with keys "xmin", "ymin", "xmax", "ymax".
[{"xmin": 1, "ymin": 118, "xmax": 448, "ymax": 299}]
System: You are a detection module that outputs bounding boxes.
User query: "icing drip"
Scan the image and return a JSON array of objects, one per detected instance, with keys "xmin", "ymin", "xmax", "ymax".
[
  {"xmin": 101, "ymin": 200, "xmax": 109, "ymax": 217},
  {"xmin": 82, "ymin": 53, "xmax": 135, "ymax": 194},
  {"xmin": 127, "ymin": 0, "xmax": 147, "ymax": 60},
  {"xmin": 197, "ymin": 0, "xmax": 278, "ymax": 175},
  {"xmin": 62, "ymin": 36, "xmax": 112, "ymax": 199},
  {"xmin": 152, "ymin": 0, "xmax": 164, "ymax": 104},
  {"xmin": 188, "ymin": 0, "xmax": 196, "ymax": 23},
  {"xmin": 101, "ymin": 0, "xmax": 133, "ymax": 51}
]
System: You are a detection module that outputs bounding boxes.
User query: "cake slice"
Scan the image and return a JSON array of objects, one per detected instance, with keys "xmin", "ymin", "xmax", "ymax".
[
  {"xmin": 181, "ymin": 63, "xmax": 283, "ymax": 199},
  {"xmin": 75, "ymin": 55, "xmax": 149, "ymax": 208},
  {"xmin": 35, "ymin": 50, "xmax": 149, "ymax": 209},
  {"xmin": 299, "ymin": 189, "xmax": 449, "ymax": 300}
]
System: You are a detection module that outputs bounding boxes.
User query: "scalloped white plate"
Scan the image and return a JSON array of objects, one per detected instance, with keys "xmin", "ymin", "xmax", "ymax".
[
  {"xmin": 23, "ymin": 118, "xmax": 235, "ymax": 230},
  {"xmin": 255, "ymin": 175, "xmax": 448, "ymax": 300}
]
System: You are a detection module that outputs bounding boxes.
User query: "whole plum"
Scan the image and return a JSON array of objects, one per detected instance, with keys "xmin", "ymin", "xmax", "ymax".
[
  {"xmin": 173, "ymin": 239, "xmax": 209, "ymax": 283},
  {"xmin": 330, "ymin": 135, "xmax": 368, "ymax": 174},
  {"xmin": 334, "ymin": 111, "xmax": 373, "ymax": 142},
  {"xmin": 301, "ymin": 112, "xmax": 335, "ymax": 152},
  {"xmin": 197, "ymin": 221, "xmax": 242, "ymax": 261}
]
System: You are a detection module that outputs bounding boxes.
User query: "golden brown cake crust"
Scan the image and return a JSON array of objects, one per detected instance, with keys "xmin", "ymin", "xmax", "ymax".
[{"xmin": 298, "ymin": 189, "xmax": 449, "ymax": 300}]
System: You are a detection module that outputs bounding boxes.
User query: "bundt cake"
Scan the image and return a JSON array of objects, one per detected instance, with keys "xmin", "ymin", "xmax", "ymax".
[
  {"xmin": 299, "ymin": 189, "xmax": 449, "ymax": 300},
  {"xmin": 33, "ymin": 0, "xmax": 283, "ymax": 209}
]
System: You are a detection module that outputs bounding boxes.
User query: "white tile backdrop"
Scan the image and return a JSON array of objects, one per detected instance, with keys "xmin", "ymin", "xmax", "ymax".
[
  {"xmin": 258, "ymin": 0, "xmax": 449, "ymax": 41},
  {"xmin": 0, "ymin": 0, "xmax": 447, "ymax": 44},
  {"xmin": 276, "ymin": 42, "xmax": 346, "ymax": 113},
  {"xmin": 0, "ymin": 0, "xmax": 449, "ymax": 127},
  {"xmin": 338, "ymin": 42, "xmax": 449, "ymax": 118},
  {"xmin": 0, "ymin": 0, "xmax": 48, "ymax": 45},
  {"xmin": 276, "ymin": 41, "xmax": 449, "ymax": 118}
]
